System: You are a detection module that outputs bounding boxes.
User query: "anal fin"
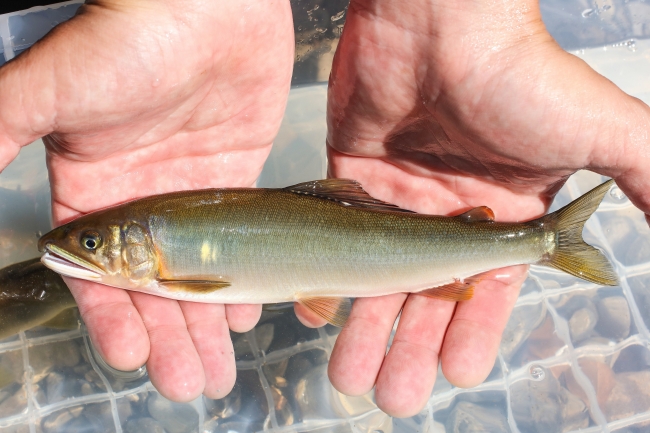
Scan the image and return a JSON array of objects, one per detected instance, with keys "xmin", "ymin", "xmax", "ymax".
[
  {"xmin": 159, "ymin": 280, "xmax": 231, "ymax": 293},
  {"xmin": 296, "ymin": 296, "xmax": 351, "ymax": 327},
  {"xmin": 416, "ymin": 277, "xmax": 480, "ymax": 301}
]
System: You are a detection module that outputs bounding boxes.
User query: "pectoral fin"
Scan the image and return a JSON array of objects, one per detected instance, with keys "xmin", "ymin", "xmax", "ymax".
[
  {"xmin": 159, "ymin": 279, "xmax": 231, "ymax": 293},
  {"xmin": 296, "ymin": 296, "xmax": 351, "ymax": 327}
]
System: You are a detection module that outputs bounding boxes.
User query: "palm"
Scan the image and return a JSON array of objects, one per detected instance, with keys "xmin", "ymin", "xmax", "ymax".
[
  {"xmin": 0, "ymin": 0, "xmax": 294, "ymax": 401},
  {"xmin": 317, "ymin": 0, "xmax": 650, "ymax": 417}
]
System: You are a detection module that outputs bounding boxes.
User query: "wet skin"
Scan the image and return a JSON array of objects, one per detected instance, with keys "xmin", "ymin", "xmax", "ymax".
[
  {"xmin": 0, "ymin": 0, "xmax": 294, "ymax": 402},
  {"xmin": 299, "ymin": 0, "xmax": 650, "ymax": 417},
  {"xmin": 1, "ymin": 0, "xmax": 650, "ymax": 418}
]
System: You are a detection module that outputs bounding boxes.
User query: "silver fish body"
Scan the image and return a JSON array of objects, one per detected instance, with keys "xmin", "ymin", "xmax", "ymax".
[
  {"xmin": 38, "ymin": 179, "xmax": 618, "ymax": 324},
  {"xmin": 146, "ymin": 189, "xmax": 553, "ymax": 302}
]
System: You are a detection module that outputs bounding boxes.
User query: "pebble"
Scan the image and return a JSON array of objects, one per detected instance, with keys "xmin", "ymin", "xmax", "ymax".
[
  {"xmin": 0, "ymin": 383, "xmax": 26, "ymax": 418},
  {"xmin": 204, "ymin": 419, "xmax": 264, "ymax": 433},
  {"xmin": 29, "ymin": 339, "xmax": 81, "ymax": 378},
  {"xmin": 604, "ymin": 370, "xmax": 650, "ymax": 425},
  {"xmin": 517, "ymin": 315, "xmax": 566, "ymax": 364},
  {"xmin": 445, "ymin": 401, "xmax": 509, "ymax": 432},
  {"xmin": 84, "ymin": 400, "xmax": 132, "ymax": 426},
  {"xmin": 125, "ymin": 417, "xmax": 167, "ymax": 433},
  {"xmin": 612, "ymin": 344, "xmax": 650, "ymax": 372},
  {"xmin": 45, "ymin": 372, "xmax": 68, "ymax": 404},
  {"xmin": 236, "ymin": 370, "xmax": 270, "ymax": 423},
  {"xmin": 569, "ymin": 305, "xmax": 599, "ymax": 342},
  {"xmin": 232, "ymin": 333, "xmax": 254, "ymax": 361},
  {"xmin": 147, "ymin": 392, "xmax": 199, "ymax": 433},
  {"xmin": 0, "ymin": 424, "xmax": 30, "ymax": 433},
  {"xmin": 262, "ymin": 359, "xmax": 289, "ymax": 388},
  {"xmin": 204, "ymin": 382, "xmax": 242, "ymax": 419},
  {"xmin": 270, "ymin": 385, "xmax": 294, "ymax": 426},
  {"xmin": 41, "ymin": 407, "xmax": 83, "ymax": 433},
  {"xmin": 294, "ymin": 363, "xmax": 340, "ymax": 419},
  {"xmin": 0, "ymin": 351, "xmax": 24, "ymax": 387},
  {"xmin": 510, "ymin": 372, "xmax": 589, "ymax": 432},
  {"xmin": 596, "ymin": 296, "xmax": 631, "ymax": 340},
  {"xmin": 565, "ymin": 360, "xmax": 616, "ymax": 417},
  {"xmin": 500, "ymin": 302, "xmax": 546, "ymax": 361},
  {"xmin": 254, "ymin": 323, "xmax": 275, "ymax": 353},
  {"xmin": 71, "ymin": 402, "xmax": 127, "ymax": 432},
  {"xmin": 84, "ymin": 368, "xmax": 107, "ymax": 392}
]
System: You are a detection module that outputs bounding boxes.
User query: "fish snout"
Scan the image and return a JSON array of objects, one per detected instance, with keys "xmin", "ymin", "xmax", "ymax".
[{"xmin": 37, "ymin": 227, "xmax": 68, "ymax": 252}]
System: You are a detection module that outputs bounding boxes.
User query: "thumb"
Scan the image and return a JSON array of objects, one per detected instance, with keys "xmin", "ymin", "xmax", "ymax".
[
  {"xmin": 605, "ymin": 122, "xmax": 650, "ymax": 224},
  {"xmin": 587, "ymin": 93, "xmax": 650, "ymax": 224},
  {"xmin": 0, "ymin": 37, "xmax": 60, "ymax": 171},
  {"xmin": 614, "ymin": 167, "xmax": 650, "ymax": 226}
]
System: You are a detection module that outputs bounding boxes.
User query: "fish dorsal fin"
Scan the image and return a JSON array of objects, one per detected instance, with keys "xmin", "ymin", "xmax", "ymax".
[
  {"xmin": 158, "ymin": 279, "xmax": 231, "ymax": 293},
  {"xmin": 456, "ymin": 206, "xmax": 495, "ymax": 223},
  {"xmin": 284, "ymin": 179, "xmax": 414, "ymax": 213},
  {"xmin": 296, "ymin": 296, "xmax": 351, "ymax": 327}
]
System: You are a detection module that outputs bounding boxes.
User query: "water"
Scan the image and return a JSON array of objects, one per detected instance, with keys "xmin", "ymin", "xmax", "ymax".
[
  {"xmin": 573, "ymin": 38, "xmax": 650, "ymax": 105},
  {"xmin": 610, "ymin": 186, "xmax": 628, "ymax": 202},
  {"xmin": 529, "ymin": 365, "xmax": 546, "ymax": 381},
  {"xmin": 1, "ymin": 2, "xmax": 650, "ymax": 433},
  {"xmin": 582, "ymin": 8, "xmax": 596, "ymax": 17}
]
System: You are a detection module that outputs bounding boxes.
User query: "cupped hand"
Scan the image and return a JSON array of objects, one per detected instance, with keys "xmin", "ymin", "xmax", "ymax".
[
  {"xmin": 295, "ymin": 0, "xmax": 650, "ymax": 417},
  {"xmin": 0, "ymin": 0, "xmax": 294, "ymax": 401}
]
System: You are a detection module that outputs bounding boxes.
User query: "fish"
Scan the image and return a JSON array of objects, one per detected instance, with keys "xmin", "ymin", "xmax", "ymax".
[
  {"xmin": 0, "ymin": 258, "xmax": 77, "ymax": 340},
  {"xmin": 38, "ymin": 179, "xmax": 619, "ymax": 327}
]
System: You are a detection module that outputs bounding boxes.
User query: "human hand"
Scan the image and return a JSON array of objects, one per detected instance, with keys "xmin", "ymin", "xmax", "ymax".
[
  {"xmin": 297, "ymin": 0, "xmax": 650, "ymax": 417},
  {"xmin": 0, "ymin": 0, "xmax": 294, "ymax": 401}
]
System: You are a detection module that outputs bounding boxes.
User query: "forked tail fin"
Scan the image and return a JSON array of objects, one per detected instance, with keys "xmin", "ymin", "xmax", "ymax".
[{"xmin": 540, "ymin": 179, "xmax": 619, "ymax": 286}]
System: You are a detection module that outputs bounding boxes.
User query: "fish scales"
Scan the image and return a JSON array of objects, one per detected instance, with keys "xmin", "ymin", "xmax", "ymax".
[{"xmin": 125, "ymin": 189, "xmax": 546, "ymax": 303}]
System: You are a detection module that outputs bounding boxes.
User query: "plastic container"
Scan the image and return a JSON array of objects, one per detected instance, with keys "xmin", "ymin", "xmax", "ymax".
[{"xmin": 0, "ymin": 1, "xmax": 649, "ymax": 432}]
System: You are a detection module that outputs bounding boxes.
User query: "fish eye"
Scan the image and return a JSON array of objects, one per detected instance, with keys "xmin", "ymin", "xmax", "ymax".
[{"xmin": 81, "ymin": 232, "xmax": 102, "ymax": 251}]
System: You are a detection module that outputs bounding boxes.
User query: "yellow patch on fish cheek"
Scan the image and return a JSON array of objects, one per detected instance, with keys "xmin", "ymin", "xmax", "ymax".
[{"xmin": 107, "ymin": 225, "xmax": 122, "ymax": 260}]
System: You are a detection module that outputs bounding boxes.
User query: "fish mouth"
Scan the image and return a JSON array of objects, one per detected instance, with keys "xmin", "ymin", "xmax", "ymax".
[{"xmin": 41, "ymin": 244, "xmax": 105, "ymax": 282}]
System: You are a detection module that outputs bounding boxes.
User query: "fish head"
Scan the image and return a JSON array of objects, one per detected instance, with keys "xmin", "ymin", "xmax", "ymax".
[{"xmin": 38, "ymin": 217, "xmax": 158, "ymax": 289}]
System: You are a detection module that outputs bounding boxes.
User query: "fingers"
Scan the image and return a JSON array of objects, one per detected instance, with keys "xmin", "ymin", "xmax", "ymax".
[
  {"xmin": 328, "ymin": 294, "xmax": 406, "ymax": 396},
  {"xmin": 225, "ymin": 304, "xmax": 262, "ymax": 333},
  {"xmin": 440, "ymin": 265, "xmax": 527, "ymax": 387},
  {"xmin": 612, "ymin": 169, "xmax": 650, "ymax": 225},
  {"xmin": 65, "ymin": 277, "xmax": 149, "ymax": 371},
  {"xmin": 180, "ymin": 302, "xmax": 236, "ymax": 399},
  {"xmin": 374, "ymin": 294, "xmax": 456, "ymax": 418},
  {"xmin": 293, "ymin": 302, "xmax": 328, "ymax": 328},
  {"xmin": 129, "ymin": 292, "xmax": 204, "ymax": 402},
  {"xmin": 330, "ymin": 266, "xmax": 526, "ymax": 418},
  {"xmin": 0, "ymin": 44, "xmax": 57, "ymax": 171}
]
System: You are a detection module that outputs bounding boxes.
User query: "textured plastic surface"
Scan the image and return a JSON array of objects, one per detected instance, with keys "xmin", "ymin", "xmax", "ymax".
[{"xmin": 0, "ymin": 1, "xmax": 649, "ymax": 432}]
